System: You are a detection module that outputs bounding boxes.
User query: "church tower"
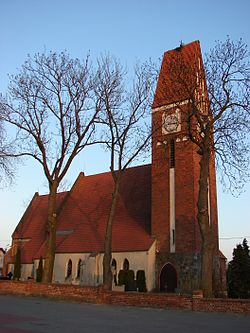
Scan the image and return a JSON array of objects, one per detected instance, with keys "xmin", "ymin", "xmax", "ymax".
[{"xmin": 151, "ymin": 41, "xmax": 220, "ymax": 293}]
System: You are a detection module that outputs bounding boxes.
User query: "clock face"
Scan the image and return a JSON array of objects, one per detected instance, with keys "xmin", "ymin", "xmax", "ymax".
[{"xmin": 163, "ymin": 113, "xmax": 179, "ymax": 132}]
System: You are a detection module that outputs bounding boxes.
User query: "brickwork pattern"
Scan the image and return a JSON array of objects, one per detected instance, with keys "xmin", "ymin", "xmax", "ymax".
[{"xmin": 0, "ymin": 281, "xmax": 249, "ymax": 315}]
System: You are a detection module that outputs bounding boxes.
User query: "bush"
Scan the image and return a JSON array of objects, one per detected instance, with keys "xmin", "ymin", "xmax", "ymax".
[
  {"xmin": 125, "ymin": 270, "xmax": 136, "ymax": 291},
  {"xmin": 136, "ymin": 270, "xmax": 147, "ymax": 292},
  {"xmin": 118, "ymin": 269, "xmax": 136, "ymax": 291},
  {"xmin": 118, "ymin": 269, "xmax": 126, "ymax": 285}
]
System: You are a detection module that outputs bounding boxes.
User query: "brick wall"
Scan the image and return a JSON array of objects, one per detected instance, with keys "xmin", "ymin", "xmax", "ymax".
[
  {"xmin": 192, "ymin": 297, "xmax": 250, "ymax": 315},
  {"xmin": 0, "ymin": 281, "xmax": 249, "ymax": 315}
]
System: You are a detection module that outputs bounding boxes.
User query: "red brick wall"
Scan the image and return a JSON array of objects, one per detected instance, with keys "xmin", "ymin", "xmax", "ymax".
[
  {"xmin": 151, "ymin": 105, "xmax": 204, "ymax": 254},
  {"xmin": 151, "ymin": 104, "xmax": 219, "ymax": 255},
  {"xmin": 175, "ymin": 139, "xmax": 199, "ymax": 253},
  {"xmin": 192, "ymin": 297, "xmax": 250, "ymax": 315},
  {"xmin": 0, "ymin": 281, "xmax": 249, "ymax": 315}
]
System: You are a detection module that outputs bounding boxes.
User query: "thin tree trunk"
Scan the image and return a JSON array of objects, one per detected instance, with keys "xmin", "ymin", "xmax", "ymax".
[
  {"xmin": 103, "ymin": 172, "xmax": 122, "ymax": 290},
  {"xmin": 197, "ymin": 147, "xmax": 215, "ymax": 298},
  {"xmin": 42, "ymin": 181, "xmax": 58, "ymax": 283}
]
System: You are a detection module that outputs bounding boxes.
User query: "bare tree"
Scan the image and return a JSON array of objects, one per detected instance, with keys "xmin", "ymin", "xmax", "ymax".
[
  {"xmin": 1, "ymin": 51, "xmax": 100, "ymax": 283},
  {"xmin": 161, "ymin": 38, "xmax": 250, "ymax": 297},
  {"xmin": 0, "ymin": 106, "xmax": 15, "ymax": 186},
  {"xmin": 94, "ymin": 55, "xmax": 155, "ymax": 290}
]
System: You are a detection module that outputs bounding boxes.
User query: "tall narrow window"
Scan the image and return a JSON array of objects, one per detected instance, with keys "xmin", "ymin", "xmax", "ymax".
[
  {"xmin": 170, "ymin": 139, "xmax": 175, "ymax": 168},
  {"xmin": 111, "ymin": 259, "xmax": 117, "ymax": 285},
  {"xmin": 66, "ymin": 259, "xmax": 72, "ymax": 279},
  {"xmin": 76, "ymin": 259, "xmax": 82, "ymax": 279},
  {"xmin": 172, "ymin": 229, "xmax": 175, "ymax": 245},
  {"xmin": 123, "ymin": 258, "xmax": 129, "ymax": 271}
]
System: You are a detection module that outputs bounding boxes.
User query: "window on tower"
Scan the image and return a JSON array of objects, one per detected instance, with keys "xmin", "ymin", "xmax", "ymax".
[
  {"xmin": 170, "ymin": 139, "xmax": 175, "ymax": 168},
  {"xmin": 172, "ymin": 229, "xmax": 175, "ymax": 245}
]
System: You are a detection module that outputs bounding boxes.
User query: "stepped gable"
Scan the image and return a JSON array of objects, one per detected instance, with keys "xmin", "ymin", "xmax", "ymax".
[
  {"xmin": 35, "ymin": 164, "xmax": 152, "ymax": 258},
  {"xmin": 12, "ymin": 191, "xmax": 67, "ymax": 263},
  {"xmin": 153, "ymin": 40, "xmax": 202, "ymax": 108}
]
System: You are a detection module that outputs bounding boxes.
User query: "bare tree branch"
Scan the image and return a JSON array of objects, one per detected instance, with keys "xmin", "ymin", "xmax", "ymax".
[{"xmin": 1, "ymin": 51, "xmax": 100, "ymax": 282}]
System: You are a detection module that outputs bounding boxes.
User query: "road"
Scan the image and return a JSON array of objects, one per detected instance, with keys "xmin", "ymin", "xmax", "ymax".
[{"xmin": 0, "ymin": 294, "xmax": 249, "ymax": 333}]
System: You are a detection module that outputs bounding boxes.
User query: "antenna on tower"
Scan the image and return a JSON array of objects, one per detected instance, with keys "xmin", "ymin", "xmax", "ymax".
[{"xmin": 175, "ymin": 40, "xmax": 184, "ymax": 52}]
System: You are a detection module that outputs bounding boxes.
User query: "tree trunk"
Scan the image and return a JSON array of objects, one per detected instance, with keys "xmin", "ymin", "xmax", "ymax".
[
  {"xmin": 103, "ymin": 172, "xmax": 122, "ymax": 290},
  {"xmin": 197, "ymin": 147, "xmax": 215, "ymax": 298},
  {"xmin": 42, "ymin": 180, "xmax": 58, "ymax": 283}
]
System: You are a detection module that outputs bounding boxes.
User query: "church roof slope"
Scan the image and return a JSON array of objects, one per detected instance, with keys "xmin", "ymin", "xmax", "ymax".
[
  {"xmin": 13, "ymin": 164, "xmax": 152, "ymax": 260},
  {"xmin": 52, "ymin": 164, "xmax": 152, "ymax": 254},
  {"xmin": 11, "ymin": 191, "xmax": 67, "ymax": 263}
]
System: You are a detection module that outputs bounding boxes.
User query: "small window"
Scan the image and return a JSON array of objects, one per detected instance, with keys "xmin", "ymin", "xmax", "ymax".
[
  {"xmin": 111, "ymin": 259, "xmax": 117, "ymax": 270},
  {"xmin": 123, "ymin": 258, "xmax": 129, "ymax": 271},
  {"xmin": 66, "ymin": 259, "xmax": 72, "ymax": 279},
  {"xmin": 111, "ymin": 259, "xmax": 117, "ymax": 285},
  {"xmin": 76, "ymin": 259, "xmax": 82, "ymax": 279},
  {"xmin": 172, "ymin": 229, "xmax": 175, "ymax": 245}
]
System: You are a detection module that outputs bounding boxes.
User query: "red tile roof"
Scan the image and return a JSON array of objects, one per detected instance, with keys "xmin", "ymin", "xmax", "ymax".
[
  {"xmin": 153, "ymin": 41, "xmax": 202, "ymax": 108},
  {"xmin": 10, "ymin": 165, "xmax": 153, "ymax": 263},
  {"xmin": 11, "ymin": 192, "xmax": 67, "ymax": 263}
]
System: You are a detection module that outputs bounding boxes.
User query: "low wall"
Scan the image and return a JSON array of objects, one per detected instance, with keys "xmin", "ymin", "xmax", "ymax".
[
  {"xmin": 192, "ymin": 297, "xmax": 250, "ymax": 315},
  {"xmin": 0, "ymin": 281, "xmax": 249, "ymax": 315}
]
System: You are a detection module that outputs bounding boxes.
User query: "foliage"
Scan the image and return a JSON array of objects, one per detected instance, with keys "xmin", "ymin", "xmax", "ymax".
[
  {"xmin": 118, "ymin": 269, "xmax": 135, "ymax": 289},
  {"xmin": 13, "ymin": 247, "xmax": 21, "ymax": 280},
  {"xmin": 0, "ymin": 107, "xmax": 14, "ymax": 186},
  {"xmin": 118, "ymin": 269, "xmax": 126, "ymax": 285},
  {"xmin": 136, "ymin": 270, "xmax": 147, "ymax": 292},
  {"xmin": 227, "ymin": 239, "xmax": 250, "ymax": 298},
  {"xmin": 36, "ymin": 257, "xmax": 43, "ymax": 282}
]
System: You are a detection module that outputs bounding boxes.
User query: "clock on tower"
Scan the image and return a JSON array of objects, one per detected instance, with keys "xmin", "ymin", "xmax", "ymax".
[{"xmin": 162, "ymin": 109, "xmax": 181, "ymax": 134}]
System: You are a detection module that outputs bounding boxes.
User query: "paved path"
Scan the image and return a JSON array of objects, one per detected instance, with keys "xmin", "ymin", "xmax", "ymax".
[{"xmin": 0, "ymin": 294, "xmax": 249, "ymax": 333}]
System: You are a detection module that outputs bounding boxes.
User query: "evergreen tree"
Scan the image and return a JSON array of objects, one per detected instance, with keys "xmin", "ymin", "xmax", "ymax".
[
  {"xmin": 13, "ymin": 247, "xmax": 21, "ymax": 280},
  {"xmin": 227, "ymin": 238, "xmax": 250, "ymax": 298},
  {"xmin": 136, "ymin": 270, "xmax": 147, "ymax": 292}
]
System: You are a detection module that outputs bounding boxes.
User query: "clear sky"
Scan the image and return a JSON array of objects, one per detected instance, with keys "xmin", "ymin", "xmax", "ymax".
[{"xmin": 0, "ymin": 0, "xmax": 249, "ymax": 261}]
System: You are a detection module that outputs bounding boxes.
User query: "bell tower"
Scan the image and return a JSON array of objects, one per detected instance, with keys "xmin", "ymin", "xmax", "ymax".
[{"xmin": 151, "ymin": 41, "xmax": 219, "ymax": 292}]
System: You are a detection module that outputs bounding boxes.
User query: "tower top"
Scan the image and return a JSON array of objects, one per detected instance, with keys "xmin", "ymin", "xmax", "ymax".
[{"xmin": 153, "ymin": 40, "xmax": 203, "ymax": 109}]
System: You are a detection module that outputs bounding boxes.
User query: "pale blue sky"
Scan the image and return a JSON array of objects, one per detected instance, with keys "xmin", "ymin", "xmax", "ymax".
[{"xmin": 0, "ymin": 0, "xmax": 250, "ymax": 260}]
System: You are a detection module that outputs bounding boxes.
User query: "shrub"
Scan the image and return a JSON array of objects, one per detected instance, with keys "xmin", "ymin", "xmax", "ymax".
[
  {"xmin": 118, "ymin": 269, "xmax": 136, "ymax": 291},
  {"xmin": 136, "ymin": 270, "xmax": 147, "ymax": 292},
  {"xmin": 118, "ymin": 269, "xmax": 126, "ymax": 285}
]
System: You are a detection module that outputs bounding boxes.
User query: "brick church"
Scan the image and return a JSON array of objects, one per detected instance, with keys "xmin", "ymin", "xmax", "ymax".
[{"xmin": 4, "ymin": 41, "xmax": 226, "ymax": 294}]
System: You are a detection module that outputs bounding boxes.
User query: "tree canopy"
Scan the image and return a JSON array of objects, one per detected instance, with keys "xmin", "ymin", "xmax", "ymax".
[{"xmin": 227, "ymin": 238, "xmax": 250, "ymax": 299}]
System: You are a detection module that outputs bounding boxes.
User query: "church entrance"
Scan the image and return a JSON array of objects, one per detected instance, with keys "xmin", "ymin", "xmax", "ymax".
[{"xmin": 160, "ymin": 263, "xmax": 177, "ymax": 292}]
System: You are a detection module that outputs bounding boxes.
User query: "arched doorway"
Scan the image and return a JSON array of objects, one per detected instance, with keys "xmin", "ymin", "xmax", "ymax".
[{"xmin": 160, "ymin": 263, "xmax": 177, "ymax": 292}]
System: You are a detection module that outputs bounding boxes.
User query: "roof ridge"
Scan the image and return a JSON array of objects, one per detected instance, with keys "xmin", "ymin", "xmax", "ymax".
[{"xmin": 83, "ymin": 163, "xmax": 151, "ymax": 178}]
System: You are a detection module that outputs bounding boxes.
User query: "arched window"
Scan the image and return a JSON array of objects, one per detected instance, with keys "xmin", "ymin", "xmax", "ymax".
[
  {"xmin": 76, "ymin": 259, "xmax": 82, "ymax": 279},
  {"xmin": 111, "ymin": 259, "xmax": 117, "ymax": 285},
  {"xmin": 66, "ymin": 259, "xmax": 72, "ymax": 279},
  {"xmin": 123, "ymin": 258, "xmax": 129, "ymax": 271},
  {"xmin": 111, "ymin": 259, "xmax": 117, "ymax": 270}
]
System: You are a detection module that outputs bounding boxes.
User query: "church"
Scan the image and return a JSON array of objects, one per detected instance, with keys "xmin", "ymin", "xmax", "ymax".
[{"xmin": 4, "ymin": 41, "xmax": 226, "ymax": 294}]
